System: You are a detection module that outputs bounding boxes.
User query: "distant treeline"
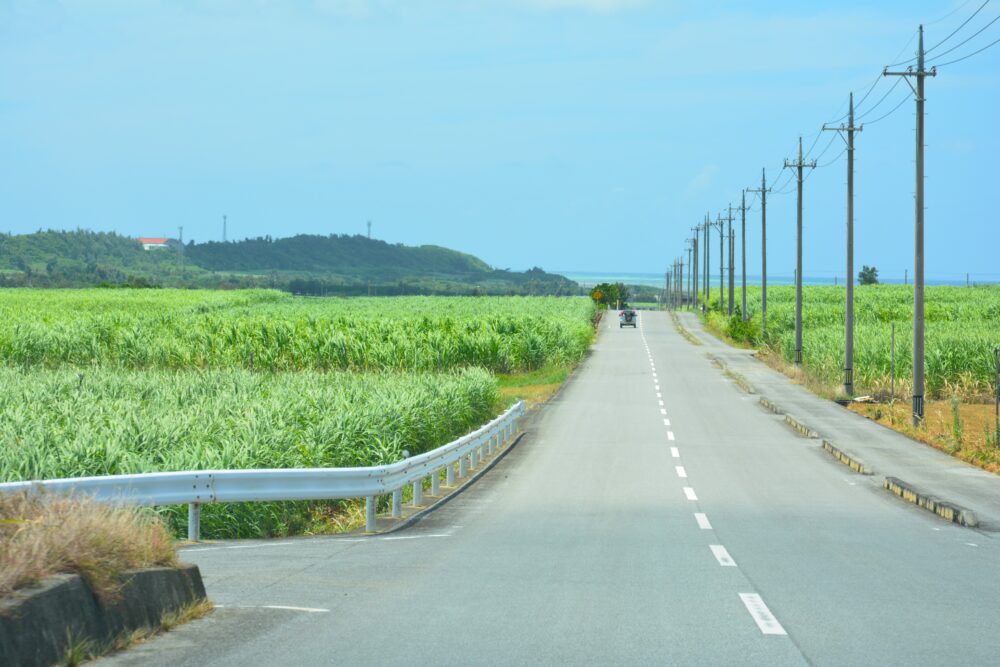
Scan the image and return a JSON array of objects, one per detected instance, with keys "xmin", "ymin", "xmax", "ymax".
[{"xmin": 0, "ymin": 230, "xmax": 579, "ymax": 296}]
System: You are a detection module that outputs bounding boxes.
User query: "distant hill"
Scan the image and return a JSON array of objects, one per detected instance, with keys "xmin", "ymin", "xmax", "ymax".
[
  {"xmin": 0, "ymin": 230, "xmax": 578, "ymax": 296},
  {"xmin": 187, "ymin": 234, "xmax": 492, "ymax": 277}
]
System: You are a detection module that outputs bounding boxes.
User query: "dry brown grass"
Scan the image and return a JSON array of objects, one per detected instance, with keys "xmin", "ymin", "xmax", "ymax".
[
  {"xmin": 754, "ymin": 347, "xmax": 846, "ymax": 400},
  {"xmin": 849, "ymin": 400, "xmax": 1000, "ymax": 475},
  {"xmin": 0, "ymin": 492, "xmax": 178, "ymax": 600}
]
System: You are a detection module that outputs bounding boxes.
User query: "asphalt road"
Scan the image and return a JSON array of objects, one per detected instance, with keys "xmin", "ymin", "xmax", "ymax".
[{"xmin": 102, "ymin": 311, "xmax": 1000, "ymax": 666}]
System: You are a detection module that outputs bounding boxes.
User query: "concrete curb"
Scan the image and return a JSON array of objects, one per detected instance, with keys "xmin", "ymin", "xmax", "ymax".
[
  {"xmin": 821, "ymin": 439, "xmax": 873, "ymax": 475},
  {"xmin": 670, "ymin": 312, "xmax": 702, "ymax": 346},
  {"xmin": 726, "ymin": 370, "xmax": 756, "ymax": 395},
  {"xmin": 0, "ymin": 564, "xmax": 207, "ymax": 667},
  {"xmin": 783, "ymin": 414, "xmax": 819, "ymax": 438},
  {"xmin": 883, "ymin": 477, "xmax": 979, "ymax": 527},
  {"xmin": 759, "ymin": 396, "xmax": 782, "ymax": 414}
]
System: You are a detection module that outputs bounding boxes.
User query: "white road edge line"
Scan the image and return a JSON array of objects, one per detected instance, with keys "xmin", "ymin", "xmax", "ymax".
[
  {"xmin": 739, "ymin": 593, "xmax": 787, "ymax": 635},
  {"xmin": 694, "ymin": 513, "xmax": 712, "ymax": 530},
  {"xmin": 670, "ymin": 446, "xmax": 679, "ymax": 458},
  {"xmin": 683, "ymin": 486, "xmax": 697, "ymax": 500},
  {"xmin": 182, "ymin": 542, "xmax": 297, "ymax": 553},
  {"xmin": 675, "ymin": 466, "xmax": 687, "ymax": 478},
  {"xmin": 710, "ymin": 544, "xmax": 736, "ymax": 567},
  {"xmin": 216, "ymin": 605, "xmax": 331, "ymax": 613}
]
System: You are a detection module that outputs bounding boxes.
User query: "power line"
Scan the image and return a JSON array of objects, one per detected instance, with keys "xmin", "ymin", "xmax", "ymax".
[
  {"xmin": 856, "ymin": 77, "xmax": 903, "ymax": 119},
  {"xmin": 805, "ymin": 133, "xmax": 840, "ymax": 179},
  {"xmin": 802, "ymin": 130, "xmax": 823, "ymax": 159},
  {"xmin": 829, "ymin": 30, "xmax": 918, "ymax": 125},
  {"xmin": 926, "ymin": 0, "xmax": 976, "ymax": 25},
  {"xmin": 863, "ymin": 90, "xmax": 914, "ymax": 125},
  {"xmin": 928, "ymin": 12, "xmax": 1000, "ymax": 62},
  {"xmin": 886, "ymin": 28, "xmax": 922, "ymax": 67},
  {"xmin": 933, "ymin": 31, "xmax": 1000, "ymax": 66},
  {"xmin": 816, "ymin": 147, "xmax": 847, "ymax": 169},
  {"xmin": 926, "ymin": 0, "xmax": 991, "ymax": 54}
]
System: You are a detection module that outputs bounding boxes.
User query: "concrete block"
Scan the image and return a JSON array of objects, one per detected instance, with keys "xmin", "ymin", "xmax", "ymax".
[
  {"xmin": 821, "ymin": 439, "xmax": 873, "ymax": 475},
  {"xmin": 883, "ymin": 477, "xmax": 979, "ymax": 528},
  {"xmin": 0, "ymin": 565, "xmax": 206, "ymax": 667}
]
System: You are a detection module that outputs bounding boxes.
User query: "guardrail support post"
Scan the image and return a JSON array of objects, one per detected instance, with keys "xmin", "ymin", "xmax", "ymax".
[
  {"xmin": 412, "ymin": 479, "xmax": 423, "ymax": 506},
  {"xmin": 430, "ymin": 470, "xmax": 440, "ymax": 496},
  {"xmin": 392, "ymin": 488, "xmax": 402, "ymax": 518},
  {"xmin": 447, "ymin": 462, "xmax": 456, "ymax": 485},
  {"xmin": 187, "ymin": 503, "xmax": 201, "ymax": 542},
  {"xmin": 459, "ymin": 455, "xmax": 468, "ymax": 479},
  {"xmin": 469, "ymin": 450, "xmax": 477, "ymax": 470},
  {"xmin": 365, "ymin": 496, "xmax": 376, "ymax": 532}
]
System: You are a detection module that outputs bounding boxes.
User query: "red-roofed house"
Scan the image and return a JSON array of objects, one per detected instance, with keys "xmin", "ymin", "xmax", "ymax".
[{"xmin": 138, "ymin": 237, "xmax": 170, "ymax": 250}]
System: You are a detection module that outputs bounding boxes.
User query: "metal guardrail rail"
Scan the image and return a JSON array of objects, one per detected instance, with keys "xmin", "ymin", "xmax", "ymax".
[{"xmin": 0, "ymin": 401, "xmax": 525, "ymax": 540}]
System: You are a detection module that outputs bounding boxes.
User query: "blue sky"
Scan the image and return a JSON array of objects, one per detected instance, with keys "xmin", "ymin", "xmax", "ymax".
[{"xmin": 1, "ymin": 0, "xmax": 998, "ymax": 282}]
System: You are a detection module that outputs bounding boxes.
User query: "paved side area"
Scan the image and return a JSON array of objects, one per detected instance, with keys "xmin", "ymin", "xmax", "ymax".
[{"xmin": 676, "ymin": 310, "xmax": 1000, "ymax": 531}]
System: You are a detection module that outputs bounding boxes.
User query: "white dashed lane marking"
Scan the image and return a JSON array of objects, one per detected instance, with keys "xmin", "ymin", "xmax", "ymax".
[
  {"xmin": 683, "ymin": 487, "xmax": 698, "ymax": 500},
  {"xmin": 694, "ymin": 513, "xmax": 712, "ymax": 530},
  {"xmin": 675, "ymin": 466, "xmax": 687, "ymax": 478},
  {"xmin": 667, "ymin": 431, "xmax": 675, "ymax": 441},
  {"xmin": 710, "ymin": 544, "xmax": 737, "ymax": 567},
  {"xmin": 670, "ymin": 447, "xmax": 679, "ymax": 458},
  {"xmin": 739, "ymin": 594, "xmax": 787, "ymax": 635}
]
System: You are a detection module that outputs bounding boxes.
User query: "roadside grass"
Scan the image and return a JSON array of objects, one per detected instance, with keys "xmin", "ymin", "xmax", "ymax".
[
  {"xmin": 498, "ymin": 363, "xmax": 570, "ymax": 409},
  {"xmin": 849, "ymin": 400, "xmax": 1000, "ymax": 474},
  {"xmin": 689, "ymin": 307, "xmax": 1000, "ymax": 475},
  {"xmin": 64, "ymin": 598, "xmax": 215, "ymax": 666},
  {"xmin": 0, "ymin": 492, "xmax": 178, "ymax": 600}
]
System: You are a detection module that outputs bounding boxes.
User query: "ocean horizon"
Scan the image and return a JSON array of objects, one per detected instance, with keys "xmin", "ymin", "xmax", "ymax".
[{"xmin": 556, "ymin": 270, "xmax": 997, "ymax": 288}]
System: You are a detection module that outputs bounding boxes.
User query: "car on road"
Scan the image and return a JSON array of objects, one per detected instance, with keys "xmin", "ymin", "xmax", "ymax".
[{"xmin": 619, "ymin": 309, "xmax": 637, "ymax": 328}]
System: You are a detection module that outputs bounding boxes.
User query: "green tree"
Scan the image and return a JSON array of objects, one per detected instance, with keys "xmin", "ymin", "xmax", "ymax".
[{"xmin": 859, "ymin": 265, "xmax": 879, "ymax": 285}]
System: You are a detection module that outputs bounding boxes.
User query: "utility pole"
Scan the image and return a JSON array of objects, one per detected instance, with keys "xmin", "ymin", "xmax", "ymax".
[
  {"xmin": 686, "ymin": 242, "xmax": 693, "ymax": 309},
  {"xmin": 739, "ymin": 191, "xmax": 748, "ymax": 321},
  {"xmin": 785, "ymin": 137, "xmax": 816, "ymax": 365},
  {"xmin": 726, "ymin": 204, "xmax": 735, "ymax": 317},
  {"xmin": 367, "ymin": 220, "xmax": 372, "ymax": 239},
  {"xmin": 677, "ymin": 259, "xmax": 684, "ymax": 309},
  {"xmin": 885, "ymin": 24, "xmax": 936, "ymax": 425},
  {"xmin": 665, "ymin": 270, "xmax": 671, "ymax": 310},
  {"xmin": 703, "ymin": 214, "xmax": 710, "ymax": 303},
  {"xmin": 223, "ymin": 215, "xmax": 227, "ymax": 243},
  {"xmin": 713, "ymin": 213, "xmax": 725, "ymax": 310},
  {"xmin": 691, "ymin": 227, "xmax": 700, "ymax": 309},
  {"xmin": 747, "ymin": 169, "xmax": 770, "ymax": 336},
  {"xmin": 823, "ymin": 92, "xmax": 863, "ymax": 397}
]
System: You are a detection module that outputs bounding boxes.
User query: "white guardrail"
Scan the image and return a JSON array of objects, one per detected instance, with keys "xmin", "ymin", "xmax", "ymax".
[{"xmin": 0, "ymin": 401, "xmax": 525, "ymax": 541}]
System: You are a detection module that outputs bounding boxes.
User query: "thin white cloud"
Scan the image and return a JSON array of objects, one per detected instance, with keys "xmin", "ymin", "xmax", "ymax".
[
  {"xmin": 311, "ymin": 0, "xmax": 648, "ymax": 15},
  {"xmin": 685, "ymin": 164, "xmax": 718, "ymax": 197},
  {"xmin": 519, "ymin": 0, "xmax": 646, "ymax": 12}
]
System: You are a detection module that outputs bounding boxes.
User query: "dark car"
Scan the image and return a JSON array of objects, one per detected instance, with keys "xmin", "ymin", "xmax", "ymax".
[{"xmin": 619, "ymin": 309, "xmax": 637, "ymax": 328}]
